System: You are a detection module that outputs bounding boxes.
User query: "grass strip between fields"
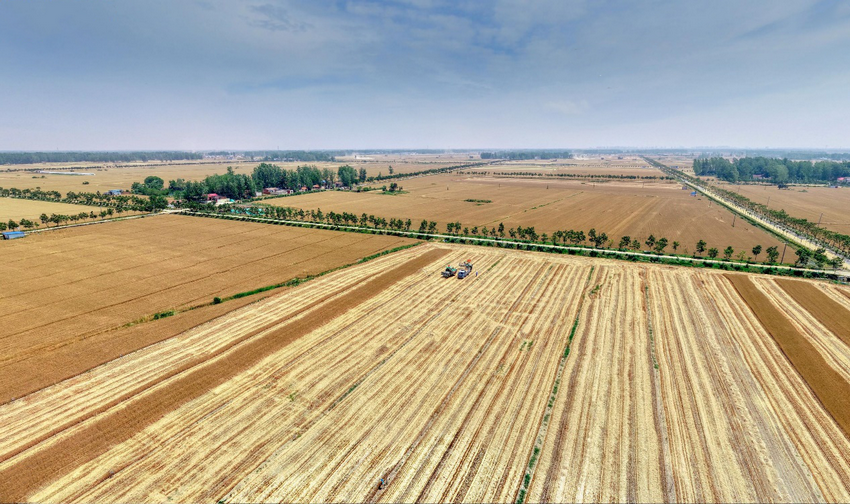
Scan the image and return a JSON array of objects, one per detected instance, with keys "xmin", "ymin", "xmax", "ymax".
[
  {"xmin": 775, "ymin": 279, "xmax": 850, "ymax": 348},
  {"xmin": 726, "ymin": 274, "xmax": 850, "ymax": 440},
  {"xmin": 516, "ymin": 265, "xmax": 595, "ymax": 504},
  {"xmin": 123, "ymin": 243, "xmax": 422, "ymax": 327},
  {"xmin": 0, "ymin": 248, "xmax": 450, "ymax": 502}
]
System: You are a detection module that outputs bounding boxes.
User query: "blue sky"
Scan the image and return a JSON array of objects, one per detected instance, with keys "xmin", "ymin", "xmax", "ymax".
[{"xmin": 1, "ymin": 0, "xmax": 849, "ymax": 150}]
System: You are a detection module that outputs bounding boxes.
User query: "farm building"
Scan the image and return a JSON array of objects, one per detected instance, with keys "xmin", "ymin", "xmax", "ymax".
[
  {"xmin": 2, "ymin": 231, "xmax": 26, "ymax": 240},
  {"xmin": 106, "ymin": 189, "xmax": 122, "ymax": 196},
  {"xmin": 206, "ymin": 193, "xmax": 220, "ymax": 201}
]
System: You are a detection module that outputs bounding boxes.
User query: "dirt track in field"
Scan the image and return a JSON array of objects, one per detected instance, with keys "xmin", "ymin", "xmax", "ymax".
[
  {"xmin": 728, "ymin": 274, "xmax": 850, "ymax": 439},
  {"xmin": 0, "ymin": 248, "xmax": 447, "ymax": 501}
]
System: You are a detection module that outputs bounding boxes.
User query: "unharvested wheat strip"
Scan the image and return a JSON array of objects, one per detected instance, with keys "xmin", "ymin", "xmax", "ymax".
[
  {"xmin": 227, "ymin": 254, "xmax": 546, "ymax": 502},
  {"xmin": 33, "ymin": 250, "xmax": 464, "ymax": 502},
  {"xmin": 753, "ymin": 279, "xmax": 850, "ymax": 382},
  {"xmin": 0, "ymin": 247, "xmax": 449, "ymax": 502},
  {"xmin": 0, "ymin": 251, "xmax": 411, "ymax": 460},
  {"xmin": 718, "ymin": 275, "xmax": 850, "ymax": 500},
  {"xmin": 727, "ymin": 274, "xmax": 850, "ymax": 439},
  {"xmin": 776, "ymin": 279, "xmax": 850, "ymax": 349}
]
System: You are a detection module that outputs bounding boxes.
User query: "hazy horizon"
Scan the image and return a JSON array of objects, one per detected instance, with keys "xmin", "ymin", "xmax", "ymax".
[{"xmin": 3, "ymin": 1, "xmax": 849, "ymax": 150}]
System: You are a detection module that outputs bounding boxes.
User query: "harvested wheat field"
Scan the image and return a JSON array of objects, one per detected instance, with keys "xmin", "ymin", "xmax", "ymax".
[
  {"xmin": 1, "ymin": 242, "xmax": 848, "ymax": 503},
  {"xmin": 0, "ymin": 197, "xmax": 103, "ymax": 221},
  {"xmin": 0, "ymin": 215, "xmax": 412, "ymax": 403},
  {"xmin": 716, "ymin": 182, "xmax": 850, "ymax": 235},
  {"xmin": 467, "ymin": 156, "xmax": 665, "ymax": 177},
  {"xmin": 272, "ymin": 173, "xmax": 785, "ymax": 258},
  {"xmin": 0, "ymin": 161, "xmax": 258, "ymax": 193}
]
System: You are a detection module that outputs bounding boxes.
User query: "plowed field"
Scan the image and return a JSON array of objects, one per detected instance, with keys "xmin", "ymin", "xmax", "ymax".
[{"xmin": 1, "ymin": 244, "xmax": 848, "ymax": 502}]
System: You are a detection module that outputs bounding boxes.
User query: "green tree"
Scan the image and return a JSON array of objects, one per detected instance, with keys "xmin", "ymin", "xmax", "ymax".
[
  {"xmin": 619, "ymin": 235, "xmax": 631, "ymax": 250},
  {"xmin": 630, "ymin": 238, "xmax": 640, "ymax": 250},
  {"xmin": 795, "ymin": 248, "xmax": 811, "ymax": 266},
  {"xmin": 672, "ymin": 241, "xmax": 680, "ymax": 252},
  {"xmin": 40, "ymin": 213, "xmax": 49, "ymax": 226},
  {"xmin": 766, "ymin": 246, "xmax": 779, "ymax": 264},
  {"xmin": 7, "ymin": 219, "xmax": 18, "ymax": 230},
  {"xmin": 696, "ymin": 240, "xmax": 707, "ymax": 256},
  {"xmin": 655, "ymin": 237, "xmax": 669, "ymax": 253},
  {"xmin": 645, "ymin": 234, "xmax": 656, "ymax": 249},
  {"xmin": 707, "ymin": 247, "xmax": 719, "ymax": 259},
  {"xmin": 144, "ymin": 175, "xmax": 165, "ymax": 190},
  {"xmin": 723, "ymin": 246, "xmax": 734, "ymax": 260},
  {"xmin": 359, "ymin": 167, "xmax": 367, "ymax": 182},
  {"xmin": 498, "ymin": 222, "xmax": 505, "ymax": 237},
  {"xmin": 751, "ymin": 245, "xmax": 762, "ymax": 262},
  {"xmin": 0, "ymin": 222, "xmax": 6, "ymax": 231}
]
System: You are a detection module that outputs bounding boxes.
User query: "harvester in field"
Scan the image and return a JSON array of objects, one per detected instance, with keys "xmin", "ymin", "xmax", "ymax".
[
  {"xmin": 441, "ymin": 265, "xmax": 458, "ymax": 278},
  {"xmin": 457, "ymin": 260, "xmax": 473, "ymax": 279}
]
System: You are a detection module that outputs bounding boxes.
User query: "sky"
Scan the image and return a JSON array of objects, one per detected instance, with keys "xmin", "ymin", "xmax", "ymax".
[{"xmin": 1, "ymin": 0, "xmax": 849, "ymax": 150}]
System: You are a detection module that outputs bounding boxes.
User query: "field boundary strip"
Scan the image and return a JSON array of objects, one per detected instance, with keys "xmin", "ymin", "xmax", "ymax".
[
  {"xmin": 515, "ymin": 265, "xmax": 596, "ymax": 504},
  {"xmin": 0, "ymin": 248, "xmax": 449, "ymax": 502},
  {"xmin": 726, "ymin": 274, "xmax": 850, "ymax": 440},
  {"xmin": 181, "ymin": 210, "xmax": 846, "ymax": 279},
  {"xmin": 775, "ymin": 279, "xmax": 850, "ymax": 348}
]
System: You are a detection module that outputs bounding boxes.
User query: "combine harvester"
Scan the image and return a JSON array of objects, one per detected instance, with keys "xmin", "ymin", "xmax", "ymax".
[
  {"xmin": 441, "ymin": 264, "xmax": 458, "ymax": 278},
  {"xmin": 441, "ymin": 260, "xmax": 473, "ymax": 279}
]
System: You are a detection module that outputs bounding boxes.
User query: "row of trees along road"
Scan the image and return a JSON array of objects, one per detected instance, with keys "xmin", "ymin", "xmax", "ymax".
[
  {"xmin": 199, "ymin": 202, "xmax": 843, "ymax": 269},
  {"xmin": 1, "ymin": 208, "xmax": 122, "ymax": 231}
]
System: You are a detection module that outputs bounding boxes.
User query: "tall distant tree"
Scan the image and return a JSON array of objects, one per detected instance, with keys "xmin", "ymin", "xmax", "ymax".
[
  {"xmin": 619, "ymin": 235, "xmax": 631, "ymax": 250},
  {"xmin": 655, "ymin": 237, "xmax": 669, "ymax": 253},
  {"xmin": 696, "ymin": 240, "xmax": 707, "ymax": 256},
  {"xmin": 708, "ymin": 247, "xmax": 719, "ymax": 259},
  {"xmin": 751, "ymin": 245, "xmax": 762, "ymax": 262},
  {"xmin": 645, "ymin": 234, "xmax": 656, "ymax": 249},
  {"xmin": 723, "ymin": 246, "xmax": 734, "ymax": 260}
]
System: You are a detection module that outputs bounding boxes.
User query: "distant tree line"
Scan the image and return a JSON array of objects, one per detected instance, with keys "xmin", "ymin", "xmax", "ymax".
[
  {"xmin": 480, "ymin": 151, "xmax": 573, "ymax": 160},
  {"xmin": 205, "ymin": 151, "xmax": 341, "ymax": 162},
  {"xmin": 0, "ymin": 151, "xmax": 202, "ymax": 165},
  {"xmin": 472, "ymin": 171, "xmax": 672, "ymax": 180},
  {"xmin": 693, "ymin": 157, "xmax": 850, "ymax": 183}
]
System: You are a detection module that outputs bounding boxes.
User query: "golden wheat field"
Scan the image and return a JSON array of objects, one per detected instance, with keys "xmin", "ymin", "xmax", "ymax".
[
  {"xmin": 272, "ymin": 173, "xmax": 787, "ymax": 259},
  {"xmin": 0, "ymin": 197, "xmax": 107, "ymax": 221},
  {"xmin": 1, "ymin": 239, "xmax": 848, "ymax": 503}
]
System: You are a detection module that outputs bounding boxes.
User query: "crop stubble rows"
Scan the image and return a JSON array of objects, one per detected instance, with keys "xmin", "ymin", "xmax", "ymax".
[{"xmin": 1, "ymin": 244, "xmax": 849, "ymax": 502}]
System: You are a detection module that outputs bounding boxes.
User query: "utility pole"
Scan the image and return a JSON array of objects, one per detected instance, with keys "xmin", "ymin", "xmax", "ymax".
[
  {"xmin": 781, "ymin": 242, "xmax": 788, "ymax": 264},
  {"xmin": 766, "ymin": 196, "xmax": 770, "ymax": 208},
  {"xmin": 817, "ymin": 213, "xmax": 823, "ymax": 226},
  {"xmin": 732, "ymin": 214, "xmax": 737, "ymax": 227}
]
